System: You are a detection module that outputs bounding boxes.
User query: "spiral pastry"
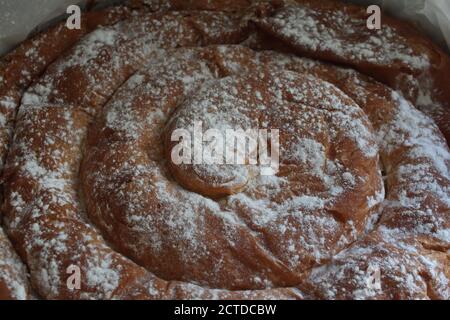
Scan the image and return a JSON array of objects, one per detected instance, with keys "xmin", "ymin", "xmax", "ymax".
[{"xmin": 0, "ymin": 0, "xmax": 449, "ymax": 300}]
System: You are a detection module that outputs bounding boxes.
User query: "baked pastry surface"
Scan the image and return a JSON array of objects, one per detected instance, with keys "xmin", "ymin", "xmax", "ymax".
[{"xmin": 0, "ymin": 0, "xmax": 449, "ymax": 300}]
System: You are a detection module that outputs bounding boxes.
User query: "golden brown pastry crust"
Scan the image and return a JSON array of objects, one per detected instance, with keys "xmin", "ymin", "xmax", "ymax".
[
  {"xmin": 0, "ymin": 227, "xmax": 31, "ymax": 299},
  {"xmin": 0, "ymin": 0, "xmax": 448, "ymax": 300},
  {"xmin": 80, "ymin": 47, "xmax": 383, "ymax": 291},
  {"xmin": 255, "ymin": 0, "xmax": 450, "ymax": 144},
  {"xmin": 0, "ymin": 6, "xmax": 133, "ymax": 169},
  {"xmin": 0, "ymin": 4, "xmax": 135, "ymax": 300}
]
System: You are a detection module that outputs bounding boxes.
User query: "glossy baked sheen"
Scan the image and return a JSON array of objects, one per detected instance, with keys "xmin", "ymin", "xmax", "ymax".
[{"xmin": 0, "ymin": 0, "xmax": 449, "ymax": 300}]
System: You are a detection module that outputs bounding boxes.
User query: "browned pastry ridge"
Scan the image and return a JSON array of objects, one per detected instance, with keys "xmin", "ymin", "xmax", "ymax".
[
  {"xmin": 0, "ymin": 4, "xmax": 137, "ymax": 300},
  {"xmin": 255, "ymin": 0, "xmax": 450, "ymax": 143},
  {"xmin": 0, "ymin": 0, "xmax": 449, "ymax": 300}
]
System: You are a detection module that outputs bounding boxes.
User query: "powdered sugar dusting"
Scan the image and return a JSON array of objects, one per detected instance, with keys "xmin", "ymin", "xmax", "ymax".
[{"xmin": 1, "ymin": 1, "xmax": 448, "ymax": 300}]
